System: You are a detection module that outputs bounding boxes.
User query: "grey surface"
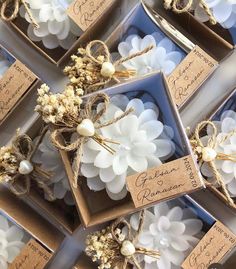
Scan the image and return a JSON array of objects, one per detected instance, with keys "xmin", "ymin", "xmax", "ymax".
[{"xmin": 1, "ymin": 10, "xmax": 236, "ymax": 269}]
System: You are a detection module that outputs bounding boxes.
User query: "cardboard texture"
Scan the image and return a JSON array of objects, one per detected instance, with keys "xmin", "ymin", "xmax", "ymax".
[
  {"xmin": 143, "ymin": 0, "xmax": 234, "ymax": 61},
  {"xmin": 182, "ymin": 221, "xmax": 236, "ymax": 269},
  {"xmin": 0, "ymin": 188, "xmax": 64, "ymax": 268},
  {"xmin": 7, "ymin": 0, "xmax": 119, "ymax": 66},
  {"xmin": 67, "ymin": 0, "xmax": 114, "ymax": 31},
  {"xmin": 104, "ymin": 2, "xmax": 217, "ymax": 109},
  {"xmin": 59, "ymin": 73, "xmax": 204, "ymax": 227},
  {"xmin": 0, "ymin": 45, "xmax": 38, "ymax": 125}
]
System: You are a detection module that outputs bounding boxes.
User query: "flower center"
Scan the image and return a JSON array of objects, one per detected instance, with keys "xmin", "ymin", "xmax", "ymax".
[{"xmin": 158, "ymin": 236, "xmax": 170, "ymax": 249}]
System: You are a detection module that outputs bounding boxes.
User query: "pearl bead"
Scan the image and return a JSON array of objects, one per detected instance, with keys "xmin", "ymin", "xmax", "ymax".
[
  {"xmin": 120, "ymin": 240, "xmax": 136, "ymax": 256},
  {"xmin": 77, "ymin": 119, "xmax": 95, "ymax": 137},
  {"xmin": 159, "ymin": 237, "xmax": 170, "ymax": 248},
  {"xmin": 100, "ymin": 62, "xmax": 115, "ymax": 77},
  {"xmin": 202, "ymin": 147, "xmax": 217, "ymax": 162},
  {"xmin": 18, "ymin": 160, "xmax": 34, "ymax": 175}
]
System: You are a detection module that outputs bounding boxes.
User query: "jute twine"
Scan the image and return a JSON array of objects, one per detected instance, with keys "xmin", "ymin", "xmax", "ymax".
[
  {"xmin": 164, "ymin": 0, "xmax": 217, "ymax": 24},
  {"xmin": 191, "ymin": 120, "xmax": 236, "ymax": 207},
  {"xmin": 110, "ymin": 210, "xmax": 160, "ymax": 269},
  {"xmin": 50, "ymin": 92, "xmax": 134, "ymax": 188},
  {"xmin": 0, "ymin": 0, "xmax": 39, "ymax": 28},
  {"xmin": 1, "ymin": 127, "xmax": 55, "ymax": 201}
]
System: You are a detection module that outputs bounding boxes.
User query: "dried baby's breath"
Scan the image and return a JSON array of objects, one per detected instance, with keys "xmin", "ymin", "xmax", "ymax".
[{"xmin": 0, "ymin": 146, "xmax": 18, "ymax": 183}]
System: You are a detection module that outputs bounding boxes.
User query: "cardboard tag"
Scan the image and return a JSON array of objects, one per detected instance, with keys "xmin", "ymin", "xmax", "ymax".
[
  {"xmin": 182, "ymin": 221, "xmax": 236, "ymax": 269},
  {"xmin": 0, "ymin": 60, "xmax": 37, "ymax": 122},
  {"xmin": 167, "ymin": 46, "xmax": 217, "ymax": 108},
  {"xmin": 9, "ymin": 239, "xmax": 52, "ymax": 269},
  {"xmin": 67, "ymin": 0, "xmax": 113, "ymax": 31},
  {"xmin": 126, "ymin": 155, "xmax": 202, "ymax": 208}
]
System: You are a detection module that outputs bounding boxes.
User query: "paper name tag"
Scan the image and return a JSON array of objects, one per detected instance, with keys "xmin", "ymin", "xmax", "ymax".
[
  {"xmin": 182, "ymin": 221, "xmax": 236, "ymax": 269},
  {"xmin": 167, "ymin": 46, "xmax": 217, "ymax": 108},
  {"xmin": 126, "ymin": 155, "xmax": 202, "ymax": 208},
  {"xmin": 9, "ymin": 239, "xmax": 52, "ymax": 269},
  {"xmin": 0, "ymin": 60, "xmax": 37, "ymax": 122},
  {"xmin": 67, "ymin": 0, "xmax": 113, "ymax": 31}
]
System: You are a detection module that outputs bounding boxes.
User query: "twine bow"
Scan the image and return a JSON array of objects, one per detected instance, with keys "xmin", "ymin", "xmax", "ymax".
[
  {"xmin": 50, "ymin": 92, "xmax": 133, "ymax": 188},
  {"xmin": 164, "ymin": 0, "xmax": 217, "ymax": 24},
  {"xmin": 0, "ymin": 127, "xmax": 55, "ymax": 201},
  {"xmin": 64, "ymin": 40, "xmax": 154, "ymax": 94},
  {"xmin": 110, "ymin": 210, "xmax": 160, "ymax": 269},
  {"xmin": 191, "ymin": 120, "xmax": 236, "ymax": 207},
  {"xmin": 0, "ymin": 0, "xmax": 39, "ymax": 28}
]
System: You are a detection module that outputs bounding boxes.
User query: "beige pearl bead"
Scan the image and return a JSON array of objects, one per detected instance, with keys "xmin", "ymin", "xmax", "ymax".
[
  {"xmin": 202, "ymin": 147, "xmax": 217, "ymax": 162},
  {"xmin": 77, "ymin": 119, "xmax": 95, "ymax": 137},
  {"xmin": 18, "ymin": 160, "xmax": 34, "ymax": 175},
  {"xmin": 100, "ymin": 62, "xmax": 115, "ymax": 77},
  {"xmin": 120, "ymin": 240, "xmax": 136, "ymax": 256}
]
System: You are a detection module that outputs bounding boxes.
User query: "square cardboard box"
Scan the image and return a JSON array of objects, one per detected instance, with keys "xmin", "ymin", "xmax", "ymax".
[
  {"xmin": 59, "ymin": 72, "xmax": 205, "ymax": 227},
  {"xmin": 0, "ymin": 186, "xmax": 64, "ymax": 269},
  {"xmin": 0, "ymin": 44, "xmax": 39, "ymax": 126}
]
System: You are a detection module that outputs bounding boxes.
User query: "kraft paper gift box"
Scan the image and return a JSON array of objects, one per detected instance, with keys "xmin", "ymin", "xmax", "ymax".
[
  {"xmin": 4, "ymin": 118, "xmax": 81, "ymax": 235},
  {"xmin": 0, "ymin": 44, "xmax": 39, "ymax": 126},
  {"xmin": 0, "ymin": 187, "xmax": 64, "ymax": 269},
  {"xmin": 58, "ymin": 72, "xmax": 205, "ymax": 228},
  {"xmin": 73, "ymin": 254, "xmax": 96, "ymax": 269},
  {"xmin": 144, "ymin": 0, "xmax": 235, "ymax": 61},
  {"xmin": 4, "ymin": 0, "xmax": 118, "ymax": 66}
]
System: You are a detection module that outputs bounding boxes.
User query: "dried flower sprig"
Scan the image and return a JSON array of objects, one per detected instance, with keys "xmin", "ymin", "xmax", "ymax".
[
  {"xmin": 0, "ymin": 128, "xmax": 55, "ymax": 200},
  {"xmin": 64, "ymin": 40, "xmax": 154, "ymax": 94},
  {"xmin": 85, "ymin": 211, "xmax": 160, "ymax": 269}
]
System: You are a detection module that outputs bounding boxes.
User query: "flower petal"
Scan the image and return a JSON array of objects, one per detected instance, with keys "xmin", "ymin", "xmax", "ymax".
[
  {"xmin": 126, "ymin": 99, "xmax": 145, "ymax": 116},
  {"xmin": 106, "ymin": 174, "xmax": 126, "ymax": 194},
  {"xmin": 0, "ymin": 216, "xmax": 9, "ymax": 231},
  {"xmin": 87, "ymin": 176, "xmax": 105, "ymax": 191},
  {"xmin": 171, "ymin": 237, "xmax": 190, "ymax": 251},
  {"xmin": 113, "ymin": 155, "xmax": 128, "ymax": 175},
  {"xmin": 6, "ymin": 226, "xmax": 24, "ymax": 242},
  {"xmin": 94, "ymin": 150, "xmax": 114, "ymax": 169},
  {"xmin": 80, "ymin": 163, "xmax": 99, "ymax": 178},
  {"xmin": 99, "ymin": 167, "xmax": 116, "ymax": 183},
  {"xmin": 158, "ymin": 216, "xmax": 171, "ymax": 232},
  {"xmin": 183, "ymin": 219, "xmax": 203, "ymax": 235},
  {"xmin": 138, "ymin": 109, "xmax": 158, "ymax": 125},
  {"xmin": 141, "ymin": 120, "xmax": 164, "ymax": 140},
  {"xmin": 127, "ymin": 152, "xmax": 148, "ymax": 172},
  {"xmin": 167, "ymin": 206, "xmax": 183, "ymax": 221},
  {"xmin": 106, "ymin": 186, "xmax": 127, "ymax": 200},
  {"xmin": 169, "ymin": 221, "xmax": 185, "ymax": 235}
]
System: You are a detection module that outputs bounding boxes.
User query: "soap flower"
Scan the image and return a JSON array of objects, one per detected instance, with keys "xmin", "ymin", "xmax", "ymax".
[
  {"xmin": 129, "ymin": 202, "xmax": 203, "ymax": 269},
  {"xmin": 0, "ymin": 215, "xmax": 26, "ymax": 269},
  {"xmin": 201, "ymin": 110, "xmax": 236, "ymax": 197},
  {"xmin": 194, "ymin": 0, "xmax": 236, "ymax": 29},
  {"xmin": 80, "ymin": 94, "xmax": 175, "ymax": 200},
  {"xmin": 117, "ymin": 33, "xmax": 183, "ymax": 75},
  {"xmin": 20, "ymin": 0, "xmax": 83, "ymax": 49},
  {"xmin": 33, "ymin": 131, "xmax": 74, "ymax": 205}
]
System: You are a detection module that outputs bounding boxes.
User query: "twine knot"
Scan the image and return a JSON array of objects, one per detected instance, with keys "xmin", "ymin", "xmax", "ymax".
[
  {"xmin": 0, "ymin": 127, "xmax": 55, "ymax": 201},
  {"xmin": 191, "ymin": 120, "xmax": 236, "ymax": 207},
  {"xmin": 163, "ymin": 0, "xmax": 217, "ymax": 24},
  {"xmin": 0, "ymin": 0, "xmax": 39, "ymax": 28},
  {"xmin": 50, "ymin": 92, "xmax": 134, "ymax": 188}
]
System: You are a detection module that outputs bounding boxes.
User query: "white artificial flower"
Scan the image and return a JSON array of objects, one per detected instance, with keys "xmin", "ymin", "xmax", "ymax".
[
  {"xmin": 80, "ymin": 94, "xmax": 175, "ymax": 201},
  {"xmin": 20, "ymin": 0, "xmax": 83, "ymax": 50},
  {"xmin": 0, "ymin": 50, "xmax": 11, "ymax": 78},
  {"xmin": 117, "ymin": 33, "xmax": 183, "ymax": 76},
  {"xmin": 129, "ymin": 202, "xmax": 203, "ymax": 269},
  {"xmin": 201, "ymin": 110, "xmax": 236, "ymax": 197},
  {"xmin": 33, "ymin": 131, "xmax": 74, "ymax": 206},
  {"xmin": 194, "ymin": 0, "xmax": 236, "ymax": 29},
  {"xmin": 0, "ymin": 215, "xmax": 26, "ymax": 269}
]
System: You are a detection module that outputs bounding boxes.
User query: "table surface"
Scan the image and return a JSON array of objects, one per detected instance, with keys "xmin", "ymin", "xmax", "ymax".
[{"xmin": 1, "ymin": 10, "xmax": 236, "ymax": 268}]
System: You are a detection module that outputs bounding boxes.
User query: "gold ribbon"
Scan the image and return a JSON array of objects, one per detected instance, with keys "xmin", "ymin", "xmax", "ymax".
[
  {"xmin": 110, "ymin": 210, "xmax": 160, "ymax": 269},
  {"xmin": 64, "ymin": 40, "xmax": 154, "ymax": 94},
  {"xmin": 50, "ymin": 92, "xmax": 133, "ymax": 188},
  {"xmin": 0, "ymin": 0, "xmax": 39, "ymax": 28},
  {"xmin": 0, "ymin": 127, "xmax": 55, "ymax": 201},
  {"xmin": 191, "ymin": 120, "xmax": 236, "ymax": 207},
  {"xmin": 164, "ymin": 0, "xmax": 217, "ymax": 24}
]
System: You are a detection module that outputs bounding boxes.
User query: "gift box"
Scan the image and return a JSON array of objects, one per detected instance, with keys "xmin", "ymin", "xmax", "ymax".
[
  {"xmin": 0, "ymin": 186, "xmax": 64, "ymax": 269},
  {"xmin": 145, "ymin": 0, "xmax": 235, "ymax": 60},
  {"xmin": 2, "ymin": 117, "xmax": 81, "ymax": 235},
  {"xmin": 73, "ymin": 254, "xmax": 96, "ymax": 269},
  {"xmin": 0, "ymin": 44, "xmax": 39, "ymax": 126},
  {"xmin": 4, "ymin": 0, "xmax": 119, "ymax": 66},
  {"xmin": 56, "ymin": 72, "xmax": 205, "ymax": 228},
  {"xmin": 82, "ymin": 194, "xmax": 235, "ymax": 269}
]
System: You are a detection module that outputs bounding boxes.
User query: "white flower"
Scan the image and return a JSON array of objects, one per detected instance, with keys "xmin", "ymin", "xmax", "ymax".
[
  {"xmin": 117, "ymin": 33, "xmax": 183, "ymax": 76},
  {"xmin": 33, "ymin": 131, "xmax": 74, "ymax": 205},
  {"xmin": 129, "ymin": 202, "xmax": 203, "ymax": 269},
  {"xmin": 194, "ymin": 0, "xmax": 236, "ymax": 29},
  {"xmin": 80, "ymin": 94, "xmax": 175, "ymax": 201},
  {"xmin": 0, "ymin": 215, "xmax": 26, "ymax": 269},
  {"xmin": 20, "ymin": 0, "xmax": 83, "ymax": 50},
  {"xmin": 0, "ymin": 50, "xmax": 11, "ymax": 78},
  {"xmin": 201, "ymin": 110, "xmax": 236, "ymax": 197}
]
